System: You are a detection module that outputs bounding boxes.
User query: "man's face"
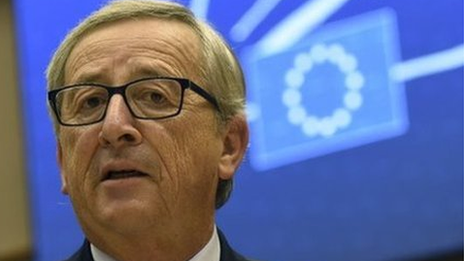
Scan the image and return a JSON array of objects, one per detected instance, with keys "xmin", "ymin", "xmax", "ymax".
[{"xmin": 57, "ymin": 18, "xmax": 238, "ymax": 238}]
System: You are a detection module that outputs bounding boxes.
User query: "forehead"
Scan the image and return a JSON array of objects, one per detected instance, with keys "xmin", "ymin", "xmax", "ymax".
[{"xmin": 64, "ymin": 17, "xmax": 202, "ymax": 84}]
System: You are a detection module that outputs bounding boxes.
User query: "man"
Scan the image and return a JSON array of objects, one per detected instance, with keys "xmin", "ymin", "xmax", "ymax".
[{"xmin": 46, "ymin": 0, "xmax": 252, "ymax": 260}]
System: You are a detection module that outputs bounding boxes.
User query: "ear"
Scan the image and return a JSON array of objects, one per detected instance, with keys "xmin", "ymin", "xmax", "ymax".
[
  {"xmin": 57, "ymin": 142, "xmax": 69, "ymax": 195},
  {"xmin": 218, "ymin": 113, "xmax": 249, "ymax": 180}
]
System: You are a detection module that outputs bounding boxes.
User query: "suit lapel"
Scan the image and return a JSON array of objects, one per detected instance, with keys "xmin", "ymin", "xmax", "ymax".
[
  {"xmin": 63, "ymin": 240, "xmax": 94, "ymax": 261},
  {"xmin": 218, "ymin": 229, "xmax": 251, "ymax": 261}
]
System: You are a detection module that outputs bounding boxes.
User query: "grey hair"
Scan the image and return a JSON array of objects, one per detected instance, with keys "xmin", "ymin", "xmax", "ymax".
[{"xmin": 46, "ymin": 0, "xmax": 247, "ymax": 209}]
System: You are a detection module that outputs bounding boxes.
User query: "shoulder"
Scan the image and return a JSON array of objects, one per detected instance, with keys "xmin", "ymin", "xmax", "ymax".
[
  {"xmin": 218, "ymin": 229, "xmax": 261, "ymax": 261},
  {"xmin": 61, "ymin": 240, "xmax": 94, "ymax": 261}
]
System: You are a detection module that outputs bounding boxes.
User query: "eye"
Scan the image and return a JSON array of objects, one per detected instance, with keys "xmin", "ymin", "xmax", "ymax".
[
  {"xmin": 128, "ymin": 80, "xmax": 180, "ymax": 113},
  {"xmin": 148, "ymin": 91, "xmax": 166, "ymax": 104},
  {"xmin": 82, "ymin": 96, "xmax": 106, "ymax": 109},
  {"xmin": 137, "ymin": 89, "xmax": 171, "ymax": 107}
]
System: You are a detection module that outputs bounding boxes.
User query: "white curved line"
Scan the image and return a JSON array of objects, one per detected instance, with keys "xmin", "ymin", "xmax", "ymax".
[
  {"xmin": 255, "ymin": 0, "xmax": 350, "ymax": 57},
  {"xmin": 391, "ymin": 44, "xmax": 464, "ymax": 82},
  {"xmin": 190, "ymin": 0, "xmax": 211, "ymax": 19},
  {"xmin": 230, "ymin": 0, "xmax": 283, "ymax": 42}
]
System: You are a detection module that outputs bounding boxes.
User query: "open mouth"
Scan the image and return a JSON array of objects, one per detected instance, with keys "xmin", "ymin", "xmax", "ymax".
[{"xmin": 103, "ymin": 170, "xmax": 149, "ymax": 181}]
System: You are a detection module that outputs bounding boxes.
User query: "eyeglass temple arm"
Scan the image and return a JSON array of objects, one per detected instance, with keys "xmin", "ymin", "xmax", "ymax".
[{"xmin": 189, "ymin": 82, "xmax": 220, "ymax": 111}]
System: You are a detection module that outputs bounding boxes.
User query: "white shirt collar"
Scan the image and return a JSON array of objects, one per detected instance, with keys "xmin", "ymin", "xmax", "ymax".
[
  {"xmin": 90, "ymin": 227, "xmax": 220, "ymax": 261},
  {"xmin": 189, "ymin": 226, "xmax": 220, "ymax": 261}
]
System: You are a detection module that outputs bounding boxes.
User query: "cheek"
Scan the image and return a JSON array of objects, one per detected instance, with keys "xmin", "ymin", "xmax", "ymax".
[
  {"xmin": 60, "ymin": 128, "xmax": 100, "ymax": 191},
  {"xmin": 162, "ymin": 118, "xmax": 222, "ymax": 185}
]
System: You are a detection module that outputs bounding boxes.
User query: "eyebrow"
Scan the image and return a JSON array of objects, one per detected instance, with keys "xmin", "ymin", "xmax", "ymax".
[
  {"xmin": 68, "ymin": 68, "xmax": 108, "ymax": 85},
  {"xmin": 69, "ymin": 65, "xmax": 169, "ymax": 86},
  {"xmin": 130, "ymin": 65, "xmax": 164, "ymax": 79}
]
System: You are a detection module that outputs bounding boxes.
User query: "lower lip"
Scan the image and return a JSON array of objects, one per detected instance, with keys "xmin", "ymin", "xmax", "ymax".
[
  {"xmin": 99, "ymin": 176, "xmax": 151, "ymax": 200},
  {"xmin": 101, "ymin": 176, "xmax": 149, "ymax": 188}
]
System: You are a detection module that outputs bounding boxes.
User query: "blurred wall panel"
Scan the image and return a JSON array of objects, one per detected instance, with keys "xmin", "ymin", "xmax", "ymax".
[{"xmin": 0, "ymin": 0, "xmax": 32, "ymax": 260}]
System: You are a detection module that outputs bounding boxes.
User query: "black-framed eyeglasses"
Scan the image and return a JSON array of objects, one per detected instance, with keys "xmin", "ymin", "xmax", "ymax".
[{"xmin": 48, "ymin": 77, "xmax": 220, "ymax": 126}]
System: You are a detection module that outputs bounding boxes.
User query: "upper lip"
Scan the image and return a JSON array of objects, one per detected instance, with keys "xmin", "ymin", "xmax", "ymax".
[{"xmin": 100, "ymin": 160, "xmax": 150, "ymax": 181}]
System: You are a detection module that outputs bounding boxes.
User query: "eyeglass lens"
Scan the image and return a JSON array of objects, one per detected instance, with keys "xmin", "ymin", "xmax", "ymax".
[{"xmin": 55, "ymin": 79, "xmax": 183, "ymax": 125}]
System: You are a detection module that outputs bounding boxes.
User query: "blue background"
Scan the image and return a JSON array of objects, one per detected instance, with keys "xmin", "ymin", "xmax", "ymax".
[{"xmin": 13, "ymin": 0, "xmax": 463, "ymax": 261}]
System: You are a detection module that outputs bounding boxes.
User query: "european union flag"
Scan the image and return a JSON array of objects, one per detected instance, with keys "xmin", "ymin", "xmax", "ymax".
[{"xmin": 243, "ymin": 9, "xmax": 408, "ymax": 171}]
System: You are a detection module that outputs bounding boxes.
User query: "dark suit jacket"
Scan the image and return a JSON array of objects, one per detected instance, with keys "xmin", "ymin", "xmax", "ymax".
[{"xmin": 63, "ymin": 229, "xmax": 255, "ymax": 261}]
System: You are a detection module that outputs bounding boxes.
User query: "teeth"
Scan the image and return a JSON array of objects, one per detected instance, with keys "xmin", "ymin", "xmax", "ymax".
[{"xmin": 106, "ymin": 170, "xmax": 146, "ymax": 180}]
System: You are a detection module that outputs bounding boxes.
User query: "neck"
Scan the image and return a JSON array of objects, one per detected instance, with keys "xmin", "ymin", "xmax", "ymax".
[{"xmin": 85, "ymin": 219, "xmax": 215, "ymax": 261}]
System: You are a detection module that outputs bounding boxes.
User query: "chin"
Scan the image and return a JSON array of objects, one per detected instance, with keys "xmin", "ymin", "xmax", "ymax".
[{"xmin": 94, "ymin": 198, "xmax": 159, "ymax": 229}]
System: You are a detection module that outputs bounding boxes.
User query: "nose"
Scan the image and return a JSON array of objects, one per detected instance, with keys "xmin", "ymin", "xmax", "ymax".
[{"xmin": 98, "ymin": 95, "xmax": 142, "ymax": 149}]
